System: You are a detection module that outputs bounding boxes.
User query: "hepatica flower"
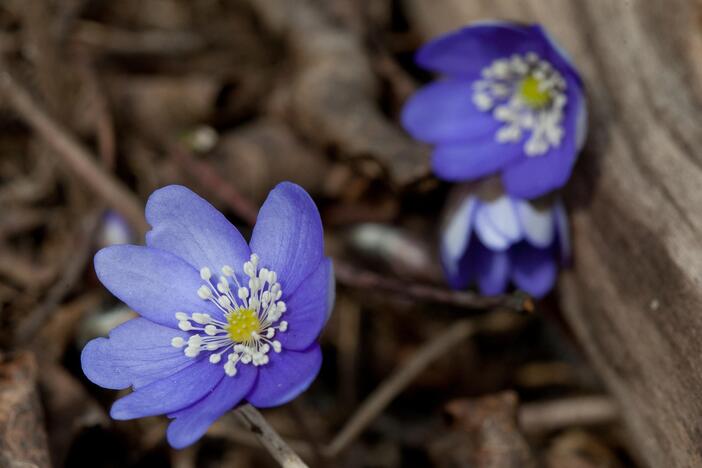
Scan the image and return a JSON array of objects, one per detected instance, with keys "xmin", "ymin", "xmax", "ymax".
[
  {"xmin": 402, "ymin": 22, "xmax": 587, "ymax": 199},
  {"xmin": 81, "ymin": 183, "xmax": 333, "ymax": 448},
  {"xmin": 441, "ymin": 192, "xmax": 569, "ymax": 298}
]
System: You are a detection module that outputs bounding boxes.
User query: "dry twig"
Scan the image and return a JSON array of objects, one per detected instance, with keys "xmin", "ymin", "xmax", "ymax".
[
  {"xmin": 235, "ymin": 404, "xmax": 309, "ymax": 468},
  {"xmin": 518, "ymin": 395, "xmax": 618, "ymax": 434},
  {"xmin": 0, "ymin": 68, "xmax": 148, "ymax": 236},
  {"xmin": 334, "ymin": 261, "xmax": 530, "ymax": 311}
]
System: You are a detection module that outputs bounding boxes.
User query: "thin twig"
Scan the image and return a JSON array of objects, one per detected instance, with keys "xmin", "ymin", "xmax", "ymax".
[
  {"xmin": 0, "ymin": 67, "xmax": 148, "ymax": 237},
  {"xmin": 334, "ymin": 261, "xmax": 531, "ymax": 311},
  {"xmin": 518, "ymin": 395, "xmax": 618, "ymax": 434},
  {"xmin": 325, "ymin": 319, "xmax": 476, "ymax": 457},
  {"xmin": 235, "ymin": 404, "xmax": 309, "ymax": 468}
]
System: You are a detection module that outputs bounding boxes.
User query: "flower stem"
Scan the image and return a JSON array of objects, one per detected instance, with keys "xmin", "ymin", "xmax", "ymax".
[{"xmin": 235, "ymin": 404, "xmax": 309, "ymax": 468}]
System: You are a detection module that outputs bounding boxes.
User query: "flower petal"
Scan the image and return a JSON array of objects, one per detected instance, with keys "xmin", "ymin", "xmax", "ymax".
[
  {"xmin": 416, "ymin": 22, "xmax": 546, "ymax": 78},
  {"xmin": 94, "ymin": 245, "xmax": 223, "ymax": 327},
  {"xmin": 81, "ymin": 318, "xmax": 193, "ymax": 390},
  {"xmin": 474, "ymin": 203, "xmax": 512, "ymax": 251},
  {"xmin": 501, "ymin": 74, "xmax": 585, "ymax": 199},
  {"xmin": 246, "ymin": 344, "xmax": 322, "ymax": 408},
  {"xmin": 166, "ymin": 365, "xmax": 257, "ymax": 449},
  {"xmin": 474, "ymin": 244, "xmax": 510, "ymax": 296},
  {"xmin": 277, "ymin": 259, "xmax": 332, "ymax": 351},
  {"xmin": 249, "ymin": 182, "xmax": 324, "ymax": 295},
  {"xmin": 110, "ymin": 358, "xmax": 223, "ymax": 420},
  {"xmin": 401, "ymin": 79, "xmax": 499, "ymax": 144},
  {"xmin": 431, "ymin": 138, "xmax": 523, "ymax": 182},
  {"xmin": 440, "ymin": 195, "xmax": 477, "ymax": 283},
  {"xmin": 482, "ymin": 196, "xmax": 522, "ymax": 243},
  {"xmin": 515, "ymin": 200, "xmax": 555, "ymax": 248},
  {"xmin": 146, "ymin": 185, "xmax": 250, "ymax": 274},
  {"xmin": 510, "ymin": 243, "xmax": 557, "ymax": 298}
]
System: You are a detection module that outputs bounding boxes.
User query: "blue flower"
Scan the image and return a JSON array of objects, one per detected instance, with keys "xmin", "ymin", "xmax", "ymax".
[
  {"xmin": 441, "ymin": 191, "xmax": 569, "ymax": 298},
  {"xmin": 81, "ymin": 183, "xmax": 334, "ymax": 449},
  {"xmin": 402, "ymin": 22, "xmax": 587, "ymax": 199}
]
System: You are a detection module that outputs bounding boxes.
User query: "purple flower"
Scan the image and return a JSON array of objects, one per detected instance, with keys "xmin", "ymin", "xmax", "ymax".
[
  {"xmin": 402, "ymin": 22, "xmax": 587, "ymax": 199},
  {"xmin": 441, "ymin": 192, "xmax": 569, "ymax": 298},
  {"xmin": 81, "ymin": 183, "xmax": 334, "ymax": 449}
]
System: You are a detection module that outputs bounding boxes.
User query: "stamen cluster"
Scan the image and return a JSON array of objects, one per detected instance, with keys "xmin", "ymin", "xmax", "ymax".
[
  {"xmin": 171, "ymin": 254, "xmax": 288, "ymax": 377},
  {"xmin": 472, "ymin": 52, "xmax": 567, "ymax": 156}
]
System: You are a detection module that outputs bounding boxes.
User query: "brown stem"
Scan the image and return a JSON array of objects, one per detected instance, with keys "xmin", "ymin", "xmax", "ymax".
[{"xmin": 235, "ymin": 404, "xmax": 309, "ymax": 468}]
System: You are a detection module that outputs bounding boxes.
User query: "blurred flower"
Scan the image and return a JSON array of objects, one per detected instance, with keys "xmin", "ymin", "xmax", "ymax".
[
  {"xmin": 81, "ymin": 183, "xmax": 334, "ymax": 448},
  {"xmin": 402, "ymin": 22, "xmax": 587, "ymax": 199},
  {"xmin": 96, "ymin": 211, "xmax": 134, "ymax": 248},
  {"xmin": 441, "ymin": 191, "xmax": 569, "ymax": 298}
]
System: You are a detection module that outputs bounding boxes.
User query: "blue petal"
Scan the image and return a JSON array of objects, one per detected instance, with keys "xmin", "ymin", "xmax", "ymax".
[
  {"xmin": 94, "ymin": 245, "xmax": 224, "ymax": 327},
  {"xmin": 481, "ymin": 196, "xmax": 522, "ymax": 243},
  {"xmin": 440, "ymin": 194, "xmax": 477, "ymax": 286},
  {"xmin": 81, "ymin": 318, "xmax": 193, "ymax": 390},
  {"xmin": 510, "ymin": 243, "xmax": 557, "ymax": 298},
  {"xmin": 401, "ymin": 79, "xmax": 499, "ymax": 144},
  {"xmin": 249, "ymin": 182, "xmax": 324, "ymax": 295},
  {"xmin": 501, "ymin": 73, "xmax": 585, "ymax": 198},
  {"xmin": 474, "ymin": 202, "xmax": 512, "ymax": 251},
  {"xmin": 432, "ymin": 138, "xmax": 523, "ymax": 182},
  {"xmin": 277, "ymin": 259, "xmax": 332, "ymax": 351},
  {"xmin": 416, "ymin": 22, "xmax": 547, "ymax": 78},
  {"xmin": 515, "ymin": 200, "xmax": 556, "ymax": 248},
  {"xmin": 474, "ymin": 244, "xmax": 511, "ymax": 296},
  {"xmin": 246, "ymin": 344, "xmax": 322, "ymax": 408},
  {"xmin": 110, "ymin": 358, "xmax": 223, "ymax": 420},
  {"xmin": 166, "ymin": 365, "xmax": 257, "ymax": 449},
  {"xmin": 146, "ymin": 185, "xmax": 250, "ymax": 274}
]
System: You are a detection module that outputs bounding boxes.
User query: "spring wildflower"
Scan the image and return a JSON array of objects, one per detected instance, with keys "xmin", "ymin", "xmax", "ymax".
[
  {"xmin": 441, "ymin": 190, "xmax": 569, "ymax": 298},
  {"xmin": 81, "ymin": 183, "xmax": 334, "ymax": 448},
  {"xmin": 402, "ymin": 22, "xmax": 587, "ymax": 199}
]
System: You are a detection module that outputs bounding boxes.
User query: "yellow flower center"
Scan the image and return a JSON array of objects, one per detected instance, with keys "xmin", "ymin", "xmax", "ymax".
[
  {"xmin": 518, "ymin": 75, "xmax": 551, "ymax": 108},
  {"xmin": 226, "ymin": 308, "xmax": 261, "ymax": 342}
]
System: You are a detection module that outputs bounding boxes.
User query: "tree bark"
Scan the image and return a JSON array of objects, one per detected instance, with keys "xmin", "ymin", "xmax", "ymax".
[{"xmin": 403, "ymin": 1, "xmax": 702, "ymax": 466}]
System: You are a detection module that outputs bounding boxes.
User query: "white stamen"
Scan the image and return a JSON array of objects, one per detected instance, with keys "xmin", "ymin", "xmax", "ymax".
[
  {"xmin": 173, "ymin": 255, "xmax": 293, "ymax": 377},
  {"xmin": 171, "ymin": 337, "xmax": 185, "ymax": 348},
  {"xmin": 471, "ymin": 52, "xmax": 567, "ymax": 156},
  {"xmin": 197, "ymin": 285, "xmax": 212, "ymax": 299}
]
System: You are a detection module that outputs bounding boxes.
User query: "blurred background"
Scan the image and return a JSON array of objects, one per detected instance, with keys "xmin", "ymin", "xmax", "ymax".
[{"xmin": 1, "ymin": 0, "xmax": 700, "ymax": 467}]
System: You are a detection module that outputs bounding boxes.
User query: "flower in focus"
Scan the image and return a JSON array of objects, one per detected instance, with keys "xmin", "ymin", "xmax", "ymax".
[
  {"xmin": 441, "ymin": 191, "xmax": 569, "ymax": 298},
  {"xmin": 81, "ymin": 183, "xmax": 334, "ymax": 448},
  {"xmin": 402, "ymin": 22, "xmax": 587, "ymax": 199}
]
